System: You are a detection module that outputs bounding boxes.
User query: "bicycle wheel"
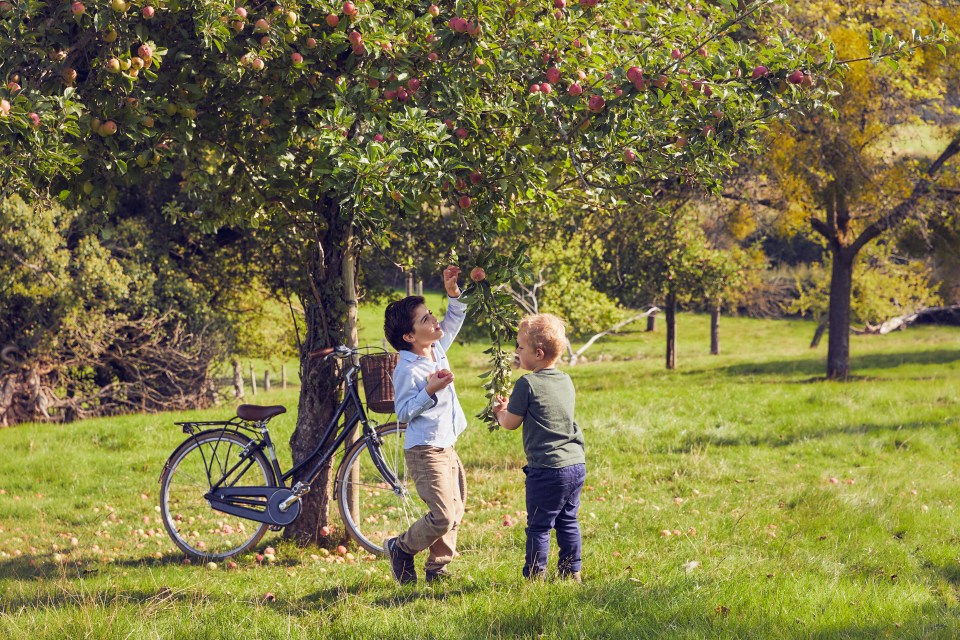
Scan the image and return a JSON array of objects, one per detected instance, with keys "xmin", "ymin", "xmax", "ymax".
[
  {"xmin": 336, "ymin": 423, "xmax": 427, "ymax": 555},
  {"xmin": 160, "ymin": 429, "xmax": 275, "ymax": 560}
]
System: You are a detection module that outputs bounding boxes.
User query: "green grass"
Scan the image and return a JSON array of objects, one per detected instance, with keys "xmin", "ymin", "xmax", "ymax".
[{"xmin": 1, "ymin": 312, "xmax": 959, "ymax": 638}]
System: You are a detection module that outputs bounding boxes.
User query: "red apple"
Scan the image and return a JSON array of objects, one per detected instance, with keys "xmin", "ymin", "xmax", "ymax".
[
  {"xmin": 587, "ymin": 94, "xmax": 605, "ymax": 112},
  {"xmin": 787, "ymin": 69, "xmax": 804, "ymax": 84},
  {"xmin": 142, "ymin": 5, "xmax": 154, "ymax": 19},
  {"xmin": 373, "ymin": 133, "xmax": 384, "ymax": 142},
  {"xmin": 701, "ymin": 124, "xmax": 714, "ymax": 137},
  {"xmin": 437, "ymin": 369, "xmax": 451, "ymax": 378},
  {"xmin": 458, "ymin": 195, "xmax": 472, "ymax": 209},
  {"xmin": 546, "ymin": 67, "xmax": 560, "ymax": 84},
  {"xmin": 568, "ymin": 82, "xmax": 583, "ymax": 96},
  {"xmin": 623, "ymin": 149, "xmax": 636, "ymax": 164},
  {"xmin": 28, "ymin": 112, "xmax": 40, "ymax": 127},
  {"xmin": 698, "ymin": 46, "xmax": 707, "ymax": 56},
  {"xmin": 100, "ymin": 120, "xmax": 118, "ymax": 136},
  {"xmin": 529, "ymin": 83, "xmax": 540, "ymax": 93},
  {"xmin": 751, "ymin": 65, "xmax": 768, "ymax": 79},
  {"xmin": 320, "ymin": 525, "xmax": 331, "ymax": 536},
  {"xmin": 306, "ymin": 37, "xmax": 317, "ymax": 49},
  {"xmin": 348, "ymin": 31, "xmax": 362, "ymax": 45},
  {"xmin": 671, "ymin": 48, "xmax": 682, "ymax": 59},
  {"xmin": 626, "ymin": 66, "xmax": 642, "ymax": 82},
  {"xmin": 390, "ymin": 190, "xmax": 402, "ymax": 201},
  {"xmin": 454, "ymin": 127, "xmax": 467, "ymax": 139},
  {"xmin": 71, "ymin": 2, "xmax": 85, "ymax": 16},
  {"xmin": 540, "ymin": 82, "xmax": 552, "ymax": 94},
  {"xmin": 470, "ymin": 267, "xmax": 486, "ymax": 281},
  {"xmin": 407, "ymin": 77, "xmax": 420, "ymax": 91},
  {"xmin": 469, "ymin": 170, "xmax": 482, "ymax": 184},
  {"xmin": 291, "ymin": 52, "xmax": 303, "ymax": 64},
  {"xmin": 234, "ymin": 6, "xmax": 247, "ymax": 18},
  {"xmin": 336, "ymin": 545, "xmax": 348, "ymax": 555},
  {"xmin": 254, "ymin": 18, "xmax": 269, "ymax": 32},
  {"xmin": 343, "ymin": 2, "xmax": 357, "ymax": 16},
  {"xmin": 428, "ymin": 4, "xmax": 439, "ymax": 16},
  {"xmin": 675, "ymin": 135, "xmax": 687, "ymax": 148},
  {"xmin": 428, "ymin": 52, "xmax": 439, "ymax": 62}
]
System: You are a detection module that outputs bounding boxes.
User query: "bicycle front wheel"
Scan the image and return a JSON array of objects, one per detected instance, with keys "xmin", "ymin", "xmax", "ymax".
[
  {"xmin": 160, "ymin": 430, "xmax": 275, "ymax": 561},
  {"xmin": 336, "ymin": 423, "xmax": 427, "ymax": 555}
]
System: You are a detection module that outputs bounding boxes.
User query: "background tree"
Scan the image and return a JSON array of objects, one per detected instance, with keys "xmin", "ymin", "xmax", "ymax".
[
  {"xmin": 736, "ymin": 1, "xmax": 957, "ymax": 378},
  {"xmin": 0, "ymin": 0, "xmax": 836, "ymax": 544}
]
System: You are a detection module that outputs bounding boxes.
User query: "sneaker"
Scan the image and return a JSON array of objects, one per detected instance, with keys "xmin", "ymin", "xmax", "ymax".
[
  {"xmin": 561, "ymin": 571, "xmax": 583, "ymax": 583},
  {"xmin": 425, "ymin": 568, "xmax": 451, "ymax": 583},
  {"xmin": 384, "ymin": 537, "xmax": 416, "ymax": 585}
]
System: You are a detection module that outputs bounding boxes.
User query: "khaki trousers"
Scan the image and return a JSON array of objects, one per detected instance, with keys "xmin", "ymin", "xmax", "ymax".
[{"xmin": 397, "ymin": 445, "xmax": 466, "ymax": 573}]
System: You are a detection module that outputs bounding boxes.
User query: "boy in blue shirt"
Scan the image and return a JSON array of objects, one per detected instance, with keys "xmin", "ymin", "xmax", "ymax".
[
  {"xmin": 494, "ymin": 314, "xmax": 586, "ymax": 581},
  {"xmin": 382, "ymin": 265, "xmax": 468, "ymax": 585}
]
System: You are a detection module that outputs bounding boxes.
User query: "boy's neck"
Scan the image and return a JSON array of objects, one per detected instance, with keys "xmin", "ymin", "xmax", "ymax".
[
  {"xmin": 532, "ymin": 358, "xmax": 560, "ymax": 373},
  {"xmin": 410, "ymin": 342, "xmax": 434, "ymax": 358}
]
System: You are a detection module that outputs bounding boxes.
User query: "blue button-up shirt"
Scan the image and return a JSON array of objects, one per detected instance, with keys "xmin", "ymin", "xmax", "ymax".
[{"xmin": 393, "ymin": 297, "xmax": 468, "ymax": 449}]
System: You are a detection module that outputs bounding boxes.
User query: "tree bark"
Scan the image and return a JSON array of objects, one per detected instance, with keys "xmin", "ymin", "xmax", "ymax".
[
  {"xmin": 232, "ymin": 358, "xmax": 244, "ymax": 399},
  {"xmin": 810, "ymin": 320, "xmax": 828, "ymax": 348},
  {"xmin": 665, "ymin": 292, "xmax": 677, "ymax": 370},
  {"xmin": 709, "ymin": 305, "xmax": 720, "ymax": 355},
  {"xmin": 826, "ymin": 248, "xmax": 855, "ymax": 379},
  {"xmin": 284, "ymin": 202, "xmax": 354, "ymax": 546}
]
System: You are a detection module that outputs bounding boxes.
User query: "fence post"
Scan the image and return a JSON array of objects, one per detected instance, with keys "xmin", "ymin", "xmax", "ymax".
[
  {"xmin": 249, "ymin": 363, "xmax": 257, "ymax": 395},
  {"xmin": 281, "ymin": 364, "xmax": 287, "ymax": 390},
  {"xmin": 264, "ymin": 369, "xmax": 271, "ymax": 392}
]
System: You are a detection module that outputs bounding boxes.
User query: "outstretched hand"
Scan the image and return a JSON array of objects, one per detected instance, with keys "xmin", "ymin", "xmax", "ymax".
[{"xmin": 443, "ymin": 265, "xmax": 462, "ymax": 298}]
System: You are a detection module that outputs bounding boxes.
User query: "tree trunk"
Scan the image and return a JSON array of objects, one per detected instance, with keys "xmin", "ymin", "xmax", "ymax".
[
  {"xmin": 665, "ymin": 292, "xmax": 677, "ymax": 370},
  {"xmin": 646, "ymin": 314, "xmax": 656, "ymax": 332},
  {"xmin": 810, "ymin": 320, "xmax": 828, "ymax": 348},
  {"xmin": 709, "ymin": 305, "xmax": 720, "ymax": 355},
  {"xmin": 284, "ymin": 204, "xmax": 355, "ymax": 546},
  {"xmin": 826, "ymin": 248, "xmax": 855, "ymax": 379},
  {"xmin": 232, "ymin": 358, "xmax": 244, "ymax": 399}
]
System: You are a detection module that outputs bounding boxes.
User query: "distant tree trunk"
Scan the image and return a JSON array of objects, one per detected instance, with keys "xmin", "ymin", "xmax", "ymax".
[
  {"xmin": 710, "ymin": 305, "xmax": 720, "ymax": 355},
  {"xmin": 826, "ymin": 248, "xmax": 855, "ymax": 379},
  {"xmin": 232, "ymin": 358, "xmax": 244, "ymax": 399},
  {"xmin": 665, "ymin": 292, "xmax": 677, "ymax": 370},
  {"xmin": 263, "ymin": 369, "xmax": 271, "ymax": 393},
  {"xmin": 405, "ymin": 270, "xmax": 414, "ymax": 296},
  {"xmin": 810, "ymin": 320, "xmax": 828, "ymax": 348}
]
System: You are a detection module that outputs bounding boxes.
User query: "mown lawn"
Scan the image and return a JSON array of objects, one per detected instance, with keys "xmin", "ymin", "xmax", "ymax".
[{"xmin": 1, "ymin": 311, "xmax": 959, "ymax": 639}]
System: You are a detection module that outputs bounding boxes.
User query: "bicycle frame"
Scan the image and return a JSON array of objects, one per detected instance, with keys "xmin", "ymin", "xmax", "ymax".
[{"xmin": 191, "ymin": 355, "xmax": 398, "ymax": 527}]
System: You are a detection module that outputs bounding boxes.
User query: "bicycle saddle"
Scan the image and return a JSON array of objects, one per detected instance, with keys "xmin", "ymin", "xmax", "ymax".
[{"xmin": 237, "ymin": 404, "xmax": 287, "ymax": 421}]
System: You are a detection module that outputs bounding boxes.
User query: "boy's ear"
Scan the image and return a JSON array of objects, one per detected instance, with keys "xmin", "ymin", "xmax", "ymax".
[{"xmin": 402, "ymin": 331, "xmax": 415, "ymax": 346}]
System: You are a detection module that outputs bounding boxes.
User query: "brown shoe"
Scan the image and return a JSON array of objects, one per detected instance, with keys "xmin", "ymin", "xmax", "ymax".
[
  {"xmin": 562, "ymin": 571, "xmax": 582, "ymax": 583},
  {"xmin": 385, "ymin": 537, "xmax": 416, "ymax": 585}
]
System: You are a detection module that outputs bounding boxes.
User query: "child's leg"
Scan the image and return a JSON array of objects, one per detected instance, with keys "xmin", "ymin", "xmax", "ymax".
[
  {"xmin": 523, "ymin": 466, "xmax": 566, "ymax": 578},
  {"xmin": 555, "ymin": 463, "xmax": 586, "ymax": 576},
  {"xmin": 425, "ymin": 450, "xmax": 466, "ymax": 574},
  {"xmin": 398, "ymin": 446, "xmax": 461, "ymax": 565}
]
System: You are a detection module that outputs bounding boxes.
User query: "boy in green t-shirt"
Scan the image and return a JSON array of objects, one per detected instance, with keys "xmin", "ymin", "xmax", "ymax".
[{"xmin": 493, "ymin": 314, "xmax": 586, "ymax": 581}]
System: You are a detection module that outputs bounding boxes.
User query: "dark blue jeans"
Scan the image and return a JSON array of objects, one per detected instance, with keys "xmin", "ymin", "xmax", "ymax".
[{"xmin": 523, "ymin": 463, "xmax": 586, "ymax": 578}]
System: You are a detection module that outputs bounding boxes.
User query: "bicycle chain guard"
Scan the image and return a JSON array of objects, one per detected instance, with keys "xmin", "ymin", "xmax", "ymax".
[{"xmin": 206, "ymin": 487, "xmax": 302, "ymax": 527}]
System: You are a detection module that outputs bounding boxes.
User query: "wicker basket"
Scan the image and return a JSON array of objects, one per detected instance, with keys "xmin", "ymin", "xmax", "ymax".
[{"xmin": 359, "ymin": 353, "xmax": 399, "ymax": 414}]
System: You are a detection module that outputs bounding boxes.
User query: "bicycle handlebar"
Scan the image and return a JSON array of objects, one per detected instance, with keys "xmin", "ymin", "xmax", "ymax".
[{"xmin": 307, "ymin": 345, "xmax": 388, "ymax": 361}]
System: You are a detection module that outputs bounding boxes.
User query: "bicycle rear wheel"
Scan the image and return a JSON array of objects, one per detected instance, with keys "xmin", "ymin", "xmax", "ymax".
[
  {"xmin": 335, "ymin": 423, "xmax": 427, "ymax": 555},
  {"xmin": 160, "ymin": 430, "xmax": 275, "ymax": 561}
]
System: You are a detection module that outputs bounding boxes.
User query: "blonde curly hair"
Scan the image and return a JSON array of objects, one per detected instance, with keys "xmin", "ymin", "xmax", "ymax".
[{"xmin": 518, "ymin": 314, "xmax": 567, "ymax": 363}]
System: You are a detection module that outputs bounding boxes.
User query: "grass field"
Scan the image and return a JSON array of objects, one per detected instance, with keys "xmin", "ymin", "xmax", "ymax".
[{"xmin": 1, "ymin": 309, "xmax": 959, "ymax": 639}]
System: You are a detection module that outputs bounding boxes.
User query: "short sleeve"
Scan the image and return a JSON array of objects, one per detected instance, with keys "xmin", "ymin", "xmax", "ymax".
[{"xmin": 507, "ymin": 376, "xmax": 531, "ymax": 417}]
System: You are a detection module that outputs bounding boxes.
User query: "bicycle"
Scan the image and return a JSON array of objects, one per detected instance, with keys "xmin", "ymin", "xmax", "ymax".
[{"xmin": 158, "ymin": 345, "xmax": 426, "ymax": 561}]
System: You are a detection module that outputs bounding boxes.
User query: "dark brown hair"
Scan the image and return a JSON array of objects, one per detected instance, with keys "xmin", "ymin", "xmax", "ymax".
[{"xmin": 384, "ymin": 296, "xmax": 425, "ymax": 351}]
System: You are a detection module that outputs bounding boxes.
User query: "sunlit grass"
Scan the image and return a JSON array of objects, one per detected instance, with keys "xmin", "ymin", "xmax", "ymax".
[{"xmin": 1, "ymin": 311, "xmax": 959, "ymax": 638}]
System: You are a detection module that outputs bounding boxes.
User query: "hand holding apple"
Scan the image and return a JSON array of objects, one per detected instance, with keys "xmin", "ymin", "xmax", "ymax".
[
  {"xmin": 426, "ymin": 369, "xmax": 454, "ymax": 394},
  {"xmin": 442, "ymin": 264, "xmax": 462, "ymax": 297}
]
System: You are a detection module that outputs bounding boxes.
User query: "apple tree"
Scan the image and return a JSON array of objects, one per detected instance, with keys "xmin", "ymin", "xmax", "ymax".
[{"xmin": 1, "ymin": 0, "xmax": 833, "ymax": 544}]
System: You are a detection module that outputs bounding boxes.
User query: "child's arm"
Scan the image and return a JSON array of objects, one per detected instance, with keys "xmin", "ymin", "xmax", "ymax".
[
  {"xmin": 439, "ymin": 265, "xmax": 467, "ymax": 351},
  {"xmin": 493, "ymin": 395, "xmax": 523, "ymax": 431}
]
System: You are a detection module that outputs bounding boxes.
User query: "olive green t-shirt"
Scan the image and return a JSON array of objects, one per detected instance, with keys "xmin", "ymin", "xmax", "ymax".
[{"xmin": 507, "ymin": 368, "xmax": 585, "ymax": 469}]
